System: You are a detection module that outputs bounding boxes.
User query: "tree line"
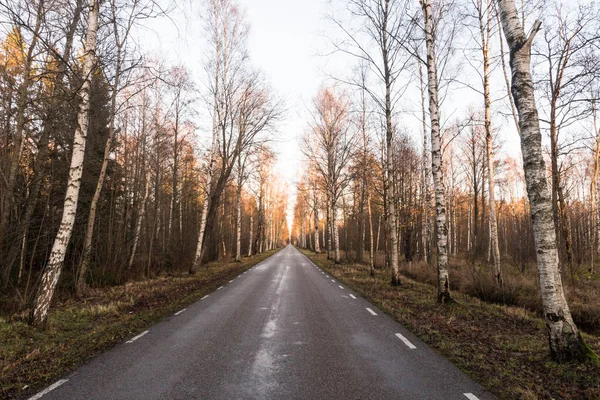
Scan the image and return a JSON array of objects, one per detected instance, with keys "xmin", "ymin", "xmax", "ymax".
[
  {"xmin": 293, "ymin": 0, "xmax": 600, "ymax": 363},
  {"xmin": 0, "ymin": 0, "xmax": 287, "ymax": 325}
]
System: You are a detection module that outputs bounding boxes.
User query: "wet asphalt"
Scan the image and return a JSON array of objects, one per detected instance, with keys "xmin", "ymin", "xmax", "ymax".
[{"xmin": 33, "ymin": 245, "xmax": 494, "ymax": 400}]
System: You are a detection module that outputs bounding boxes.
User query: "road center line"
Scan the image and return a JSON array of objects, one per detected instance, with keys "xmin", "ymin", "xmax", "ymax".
[
  {"xmin": 349, "ymin": 294, "xmax": 357, "ymax": 299},
  {"xmin": 394, "ymin": 333, "xmax": 417, "ymax": 349},
  {"xmin": 126, "ymin": 330, "xmax": 149, "ymax": 343},
  {"xmin": 463, "ymin": 394, "xmax": 480, "ymax": 400},
  {"xmin": 28, "ymin": 379, "xmax": 68, "ymax": 400},
  {"xmin": 174, "ymin": 308, "xmax": 187, "ymax": 316},
  {"xmin": 366, "ymin": 308, "xmax": 377, "ymax": 316}
]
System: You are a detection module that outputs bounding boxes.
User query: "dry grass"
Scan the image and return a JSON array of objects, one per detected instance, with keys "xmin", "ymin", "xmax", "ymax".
[
  {"xmin": 302, "ymin": 249, "xmax": 600, "ymax": 400},
  {"xmin": 0, "ymin": 251, "xmax": 277, "ymax": 400},
  {"xmin": 397, "ymin": 255, "xmax": 600, "ymax": 336}
]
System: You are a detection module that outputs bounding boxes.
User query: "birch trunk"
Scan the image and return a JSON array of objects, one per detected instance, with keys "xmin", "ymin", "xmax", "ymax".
[
  {"xmin": 368, "ymin": 189, "xmax": 375, "ymax": 276},
  {"xmin": 128, "ymin": 172, "xmax": 149, "ymax": 270},
  {"xmin": 235, "ymin": 177, "xmax": 242, "ymax": 262},
  {"xmin": 479, "ymin": 0, "xmax": 503, "ymax": 286},
  {"xmin": 77, "ymin": 10, "xmax": 124, "ymax": 295},
  {"xmin": 314, "ymin": 200, "xmax": 320, "ymax": 253},
  {"xmin": 591, "ymin": 100, "xmax": 599, "ymax": 273},
  {"xmin": 383, "ymin": 0, "xmax": 399, "ymax": 286},
  {"xmin": 248, "ymin": 214, "xmax": 253, "ymax": 257},
  {"xmin": 419, "ymin": 60, "xmax": 432, "ymax": 265},
  {"xmin": 333, "ymin": 200, "xmax": 340, "ymax": 263},
  {"xmin": 497, "ymin": 0, "xmax": 587, "ymax": 362},
  {"xmin": 421, "ymin": 0, "xmax": 452, "ymax": 302},
  {"xmin": 30, "ymin": 0, "xmax": 100, "ymax": 325}
]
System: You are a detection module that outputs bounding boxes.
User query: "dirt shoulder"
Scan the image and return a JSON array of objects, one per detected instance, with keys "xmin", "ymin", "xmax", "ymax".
[{"xmin": 299, "ymin": 249, "xmax": 600, "ymax": 400}]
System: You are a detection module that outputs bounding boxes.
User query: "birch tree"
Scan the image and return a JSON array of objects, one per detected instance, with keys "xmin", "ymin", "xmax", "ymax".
[
  {"xmin": 496, "ymin": 0, "xmax": 590, "ymax": 362},
  {"xmin": 30, "ymin": 0, "xmax": 101, "ymax": 325},
  {"xmin": 419, "ymin": 0, "xmax": 453, "ymax": 303}
]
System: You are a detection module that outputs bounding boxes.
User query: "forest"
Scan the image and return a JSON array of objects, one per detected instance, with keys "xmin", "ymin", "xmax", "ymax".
[
  {"xmin": 1, "ymin": 0, "xmax": 600, "ymax": 399},
  {"xmin": 0, "ymin": 0, "xmax": 287, "ymax": 325}
]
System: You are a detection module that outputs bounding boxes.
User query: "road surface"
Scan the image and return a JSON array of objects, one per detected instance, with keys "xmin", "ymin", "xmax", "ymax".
[{"xmin": 30, "ymin": 245, "xmax": 494, "ymax": 400}]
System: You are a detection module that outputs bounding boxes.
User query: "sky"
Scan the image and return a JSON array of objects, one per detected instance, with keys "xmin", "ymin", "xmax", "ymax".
[
  {"xmin": 137, "ymin": 0, "xmax": 342, "ymax": 230},
  {"xmin": 136, "ymin": 0, "xmax": 528, "ymax": 231}
]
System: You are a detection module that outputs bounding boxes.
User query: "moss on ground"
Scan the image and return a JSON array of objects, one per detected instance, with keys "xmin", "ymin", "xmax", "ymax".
[
  {"xmin": 0, "ymin": 251, "xmax": 277, "ymax": 399},
  {"xmin": 300, "ymin": 249, "xmax": 600, "ymax": 400}
]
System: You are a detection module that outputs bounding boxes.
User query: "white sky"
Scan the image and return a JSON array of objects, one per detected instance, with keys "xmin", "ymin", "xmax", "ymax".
[{"xmin": 138, "ymin": 0, "xmax": 529, "ymax": 229}]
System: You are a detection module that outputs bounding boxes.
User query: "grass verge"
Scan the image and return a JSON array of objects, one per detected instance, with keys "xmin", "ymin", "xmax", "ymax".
[
  {"xmin": 0, "ymin": 250, "xmax": 278, "ymax": 400},
  {"xmin": 299, "ymin": 248, "xmax": 600, "ymax": 400}
]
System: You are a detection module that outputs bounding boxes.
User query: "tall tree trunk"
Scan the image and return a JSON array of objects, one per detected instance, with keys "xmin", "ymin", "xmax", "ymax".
[
  {"xmin": 313, "ymin": 199, "xmax": 320, "ymax": 253},
  {"xmin": 368, "ymin": 189, "xmax": 375, "ymax": 276},
  {"xmin": 235, "ymin": 175, "xmax": 242, "ymax": 262},
  {"xmin": 77, "ymin": 22, "xmax": 123, "ymax": 295},
  {"xmin": 497, "ymin": 0, "xmax": 588, "ymax": 362},
  {"xmin": 29, "ymin": 0, "xmax": 100, "ymax": 325},
  {"xmin": 383, "ymin": 0, "xmax": 400, "ymax": 286},
  {"xmin": 128, "ymin": 172, "xmax": 149, "ymax": 270},
  {"xmin": 421, "ymin": 0, "xmax": 452, "ymax": 303},
  {"xmin": 248, "ymin": 214, "xmax": 253, "ymax": 257},
  {"xmin": 479, "ymin": 0, "xmax": 502, "ymax": 286},
  {"xmin": 591, "ymin": 99, "xmax": 599, "ymax": 273},
  {"xmin": 419, "ymin": 60, "xmax": 432, "ymax": 265}
]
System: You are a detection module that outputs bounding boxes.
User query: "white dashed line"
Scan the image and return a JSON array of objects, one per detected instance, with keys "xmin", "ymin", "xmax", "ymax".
[
  {"xmin": 126, "ymin": 330, "xmax": 149, "ymax": 343},
  {"xmin": 28, "ymin": 379, "xmax": 68, "ymax": 400},
  {"xmin": 201, "ymin": 295, "xmax": 209, "ymax": 300},
  {"xmin": 217, "ymin": 286, "xmax": 223, "ymax": 290},
  {"xmin": 174, "ymin": 308, "xmax": 187, "ymax": 316},
  {"xmin": 394, "ymin": 333, "xmax": 417, "ymax": 349},
  {"xmin": 338, "ymin": 285, "xmax": 344, "ymax": 289},
  {"xmin": 349, "ymin": 294, "xmax": 357, "ymax": 299},
  {"xmin": 325, "ymin": 275, "xmax": 329, "ymax": 278},
  {"xmin": 229, "ymin": 280, "xmax": 233, "ymax": 283},
  {"xmin": 366, "ymin": 308, "xmax": 377, "ymax": 316},
  {"xmin": 463, "ymin": 394, "xmax": 480, "ymax": 400}
]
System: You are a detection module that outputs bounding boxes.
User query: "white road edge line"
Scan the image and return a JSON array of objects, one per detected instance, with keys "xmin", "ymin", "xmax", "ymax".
[
  {"xmin": 201, "ymin": 295, "xmax": 209, "ymax": 300},
  {"xmin": 331, "ymin": 279, "xmax": 336, "ymax": 282},
  {"xmin": 174, "ymin": 308, "xmax": 187, "ymax": 316},
  {"xmin": 366, "ymin": 308, "xmax": 377, "ymax": 316},
  {"xmin": 349, "ymin": 294, "xmax": 357, "ymax": 299},
  {"xmin": 394, "ymin": 333, "xmax": 417, "ymax": 349},
  {"xmin": 217, "ymin": 286, "xmax": 223, "ymax": 290},
  {"xmin": 229, "ymin": 280, "xmax": 233, "ymax": 283},
  {"xmin": 338, "ymin": 285, "xmax": 344, "ymax": 289},
  {"xmin": 28, "ymin": 379, "xmax": 68, "ymax": 400},
  {"xmin": 463, "ymin": 394, "xmax": 480, "ymax": 400},
  {"xmin": 126, "ymin": 330, "xmax": 149, "ymax": 343}
]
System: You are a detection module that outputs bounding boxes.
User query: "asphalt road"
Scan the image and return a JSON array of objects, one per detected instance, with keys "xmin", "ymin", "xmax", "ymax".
[{"xmin": 31, "ymin": 245, "xmax": 494, "ymax": 400}]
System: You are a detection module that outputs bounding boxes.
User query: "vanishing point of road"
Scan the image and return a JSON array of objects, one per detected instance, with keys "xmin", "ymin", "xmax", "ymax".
[{"xmin": 30, "ymin": 245, "xmax": 494, "ymax": 400}]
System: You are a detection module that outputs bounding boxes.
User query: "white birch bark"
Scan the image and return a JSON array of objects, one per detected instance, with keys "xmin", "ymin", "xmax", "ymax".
[
  {"xmin": 248, "ymin": 214, "xmax": 253, "ymax": 257},
  {"xmin": 128, "ymin": 172, "xmax": 149, "ymax": 270},
  {"xmin": 30, "ymin": 0, "xmax": 100, "ymax": 325},
  {"xmin": 479, "ymin": 0, "xmax": 502, "ymax": 287},
  {"xmin": 421, "ymin": 0, "xmax": 452, "ymax": 302},
  {"xmin": 497, "ymin": 0, "xmax": 587, "ymax": 362}
]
